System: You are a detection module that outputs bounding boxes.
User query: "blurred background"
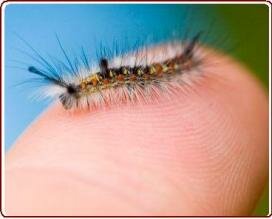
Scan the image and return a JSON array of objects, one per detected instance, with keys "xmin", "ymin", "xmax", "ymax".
[{"xmin": 4, "ymin": 4, "xmax": 269, "ymax": 215}]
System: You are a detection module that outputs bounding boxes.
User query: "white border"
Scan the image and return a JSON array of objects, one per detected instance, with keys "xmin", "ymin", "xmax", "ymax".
[
  {"xmin": 269, "ymin": 0, "xmax": 271, "ymax": 215},
  {"xmin": 0, "ymin": 1, "xmax": 272, "ymax": 4},
  {"xmin": 1, "ymin": 1, "xmax": 271, "ymax": 217}
]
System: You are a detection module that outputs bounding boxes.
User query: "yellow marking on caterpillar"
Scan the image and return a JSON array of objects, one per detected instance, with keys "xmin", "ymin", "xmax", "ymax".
[
  {"xmin": 137, "ymin": 69, "xmax": 144, "ymax": 76},
  {"xmin": 109, "ymin": 70, "xmax": 114, "ymax": 78},
  {"xmin": 149, "ymin": 65, "xmax": 156, "ymax": 75},
  {"xmin": 162, "ymin": 65, "xmax": 169, "ymax": 72},
  {"xmin": 122, "ymin": 68, "xmax": 129, "ymax": 75},
  {"xmin": 174, "ymin": 64, "xmax": 179, "ymax": 70}
]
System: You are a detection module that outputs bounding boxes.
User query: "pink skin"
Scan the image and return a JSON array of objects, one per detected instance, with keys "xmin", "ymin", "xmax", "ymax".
[{"xmin": 4, "ymin": 47, "xmax": 268, "ymax": 216}]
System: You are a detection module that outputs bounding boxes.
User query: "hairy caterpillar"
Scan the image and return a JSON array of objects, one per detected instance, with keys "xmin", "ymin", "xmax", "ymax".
[{"xmin": 26, "ymin": 32, "xmax": 204, "ymax": 110}]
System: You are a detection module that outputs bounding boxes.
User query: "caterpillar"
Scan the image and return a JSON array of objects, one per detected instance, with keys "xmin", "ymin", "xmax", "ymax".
[{"xmin": 26, "ymin": 32, "xmax": 203, "ymax": 110}]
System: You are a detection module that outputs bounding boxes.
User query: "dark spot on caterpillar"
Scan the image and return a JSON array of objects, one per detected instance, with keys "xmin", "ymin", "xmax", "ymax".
[
  {"xmin": 99, "ymin": 58, "xmax": 109, "ymax": 78},
  {"xmin": 67, "ymin": 84, "xmax": 77, "ymax": 94}
]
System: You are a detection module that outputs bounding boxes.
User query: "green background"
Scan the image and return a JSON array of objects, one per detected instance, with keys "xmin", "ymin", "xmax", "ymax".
[
  {"xmin": 209, "ymin": 4, "xmax": 269, "ymax": 215},
  {"xmin": 213, "ymin": 5, "xmax": 269, "ymax": 89}
]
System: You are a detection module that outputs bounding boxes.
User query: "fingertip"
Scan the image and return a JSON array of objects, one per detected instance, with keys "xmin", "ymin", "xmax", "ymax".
[{"xmin": 5, "ymin": 46, "xmax": 268, "ymax": 216}]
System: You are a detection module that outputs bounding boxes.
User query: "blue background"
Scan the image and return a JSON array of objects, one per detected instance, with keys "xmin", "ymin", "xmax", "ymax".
[{"xmin": 5, "ymin": 4, "xmax": 213, "ymax": 151}]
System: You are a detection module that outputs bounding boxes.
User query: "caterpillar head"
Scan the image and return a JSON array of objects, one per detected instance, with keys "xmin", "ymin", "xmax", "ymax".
[{"xmin": 59, "ymin": 83, "xmax": 79, "ymax": 109}]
